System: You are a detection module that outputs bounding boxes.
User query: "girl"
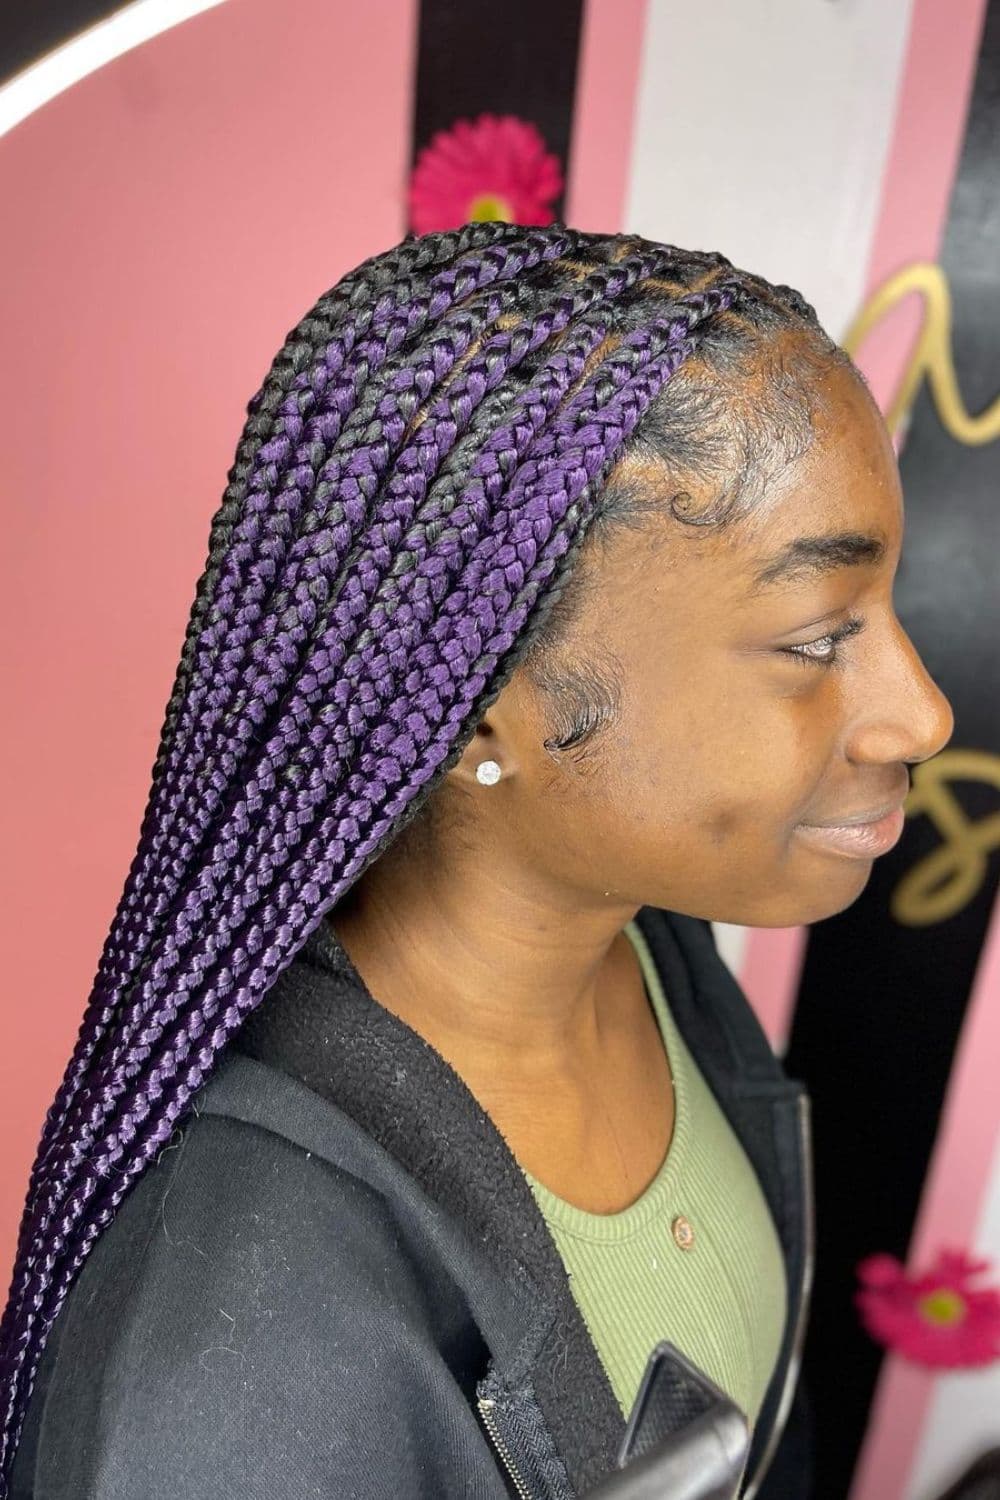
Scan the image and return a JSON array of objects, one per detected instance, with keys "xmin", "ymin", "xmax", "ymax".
[{"xmin": 2, "ymin": 224, "xmax": 952, "ymax": 1499}]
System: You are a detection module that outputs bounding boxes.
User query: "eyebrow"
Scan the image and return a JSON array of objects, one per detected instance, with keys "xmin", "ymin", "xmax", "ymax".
[{"xmin": 748, "ymin": 530, "xmax": 887, "ymax": 593}]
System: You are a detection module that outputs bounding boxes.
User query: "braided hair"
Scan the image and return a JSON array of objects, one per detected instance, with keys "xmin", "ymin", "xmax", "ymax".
[{"xmin": 0, "ymin": 221, "xmax": 851, "ymax": 1491}]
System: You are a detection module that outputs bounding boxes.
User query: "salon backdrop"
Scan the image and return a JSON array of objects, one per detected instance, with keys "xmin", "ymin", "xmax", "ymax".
[{"xmin": 1, "ymin": 2, "xmax": 998, "ymax": 1496}]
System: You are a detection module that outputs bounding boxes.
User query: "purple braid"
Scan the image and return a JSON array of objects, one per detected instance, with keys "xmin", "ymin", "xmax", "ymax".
[
  {"xmin": 27, "ymin": 253, "xmax": 657, "ymax": 1208},
  {"xmin": 28, "ymin": 227, "xmax": 569, "ymax": 1197},
  {"xmin": 23, "ymin": 228, "xmax": 541, "ymax": 1154},
  {"xmin": 0, "ymin": 223, "xmax": 841, "ymax": 1493}
]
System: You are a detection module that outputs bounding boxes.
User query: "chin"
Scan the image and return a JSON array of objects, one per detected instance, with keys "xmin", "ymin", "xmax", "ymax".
[
  {"xmin": 691, "ymin": 866, "xmax": 873, "ymax": 928},
  {"xmin": 778, "ymin": 868, "xmax": 873, "ymax": 927}
]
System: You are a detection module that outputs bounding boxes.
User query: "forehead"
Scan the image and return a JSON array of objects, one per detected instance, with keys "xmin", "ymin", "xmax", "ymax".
[
  {"xmin": 583, "ymin": 362, "xmax": 903, "ymax": 625},
  {"xmin": 732, "ymin": 362, "xmax": 902, "ymax": 590}
]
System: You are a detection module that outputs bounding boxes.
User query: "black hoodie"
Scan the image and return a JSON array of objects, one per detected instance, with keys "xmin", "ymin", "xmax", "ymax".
[{"xmin": 11, "ymin": 905, "xmax": 814, "ymax": 1499}]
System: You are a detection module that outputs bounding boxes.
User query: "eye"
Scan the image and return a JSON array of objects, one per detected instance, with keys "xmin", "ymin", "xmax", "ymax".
[{"xmin": 782, "ymin": 614, "xmax": 867, "ymax": 669}]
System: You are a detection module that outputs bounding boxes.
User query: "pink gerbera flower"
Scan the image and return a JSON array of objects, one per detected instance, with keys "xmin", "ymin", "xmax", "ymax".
[
  {"xmin": 855, "ymin": 1247, "xmax": 1000, "ymax": 1368},
  {"xmin": 408, "ymin": 113, "xmax": 563, "ymax": 235}
]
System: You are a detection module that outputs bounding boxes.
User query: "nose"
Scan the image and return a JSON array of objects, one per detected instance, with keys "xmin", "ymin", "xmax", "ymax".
[{"xmin": 847, "ymin": 619, "xmax": 955, "ymax": 769}]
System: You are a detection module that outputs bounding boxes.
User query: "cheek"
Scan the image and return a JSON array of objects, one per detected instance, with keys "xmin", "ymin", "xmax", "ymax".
[{"xmin": 621, "ymin": 680, "xmax": 834, "ymax": 843}]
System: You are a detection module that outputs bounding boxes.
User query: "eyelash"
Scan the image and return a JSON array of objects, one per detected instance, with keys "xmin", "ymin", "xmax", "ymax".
[{"xmin": 782, "ymin": 614, "xmax": 867, "ymax": 669}]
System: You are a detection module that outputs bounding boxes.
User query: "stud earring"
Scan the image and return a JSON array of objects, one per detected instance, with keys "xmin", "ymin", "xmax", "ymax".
[{"xmin": 475, "ymin": 759, "xmax": 502, "ymax": 786}]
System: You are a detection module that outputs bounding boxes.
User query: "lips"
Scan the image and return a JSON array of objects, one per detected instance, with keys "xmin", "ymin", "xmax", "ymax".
[
  {"xmin": 804, "ymin": 797, "xmax": 908, "ymax": 829},
  {"xmin": 795, "ymin": 803, "xmax": 907, "ymax": 859}
]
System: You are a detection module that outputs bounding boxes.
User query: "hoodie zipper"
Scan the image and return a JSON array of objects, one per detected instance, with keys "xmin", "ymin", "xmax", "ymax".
[
  {"xmin": 477, "ymin": 1396, "xmax": 536, "ymax": 1499},
  {"xmin": 741, "ymin": 1090, "xmax": 815, "ymax": 1500}
]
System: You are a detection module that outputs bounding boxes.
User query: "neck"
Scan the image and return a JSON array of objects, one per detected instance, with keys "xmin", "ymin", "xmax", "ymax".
[{"xmin": 328, "ymin": 840, "xmax": 644, "ymax": 1088}]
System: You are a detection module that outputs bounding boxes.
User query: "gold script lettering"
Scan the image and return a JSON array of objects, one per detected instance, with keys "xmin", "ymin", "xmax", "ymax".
[
  {"xmin": 892, "ymin": 750, "xmax": 1000, "ymax": 926},
  {"xmin": 842, "ymin": 262, "xmax": 1000, "ymax": 446}
]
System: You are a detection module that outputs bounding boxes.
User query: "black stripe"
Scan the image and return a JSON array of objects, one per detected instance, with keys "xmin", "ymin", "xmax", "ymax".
[
  {"xmin": 784, "ymin": 4, "xmax": 1000, "ymax": 1495},
  {"xmin": 410, "ymin": 0, "xmax": 586, "ymax": 228},
  {"xmin": 0, "ymin": 1, "xmax": 129, "ymax": 90}
]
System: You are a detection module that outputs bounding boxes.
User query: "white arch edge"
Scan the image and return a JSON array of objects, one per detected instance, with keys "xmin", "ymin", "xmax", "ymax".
[{"xmin": 0, "ymin": 0, "xmax": 230, "ymax": 140}]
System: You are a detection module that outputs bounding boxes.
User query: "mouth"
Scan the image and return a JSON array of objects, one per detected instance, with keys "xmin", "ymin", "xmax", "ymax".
[{"xmin": 794, "ymin": 801, "xmax": 908, "ymax": 860}]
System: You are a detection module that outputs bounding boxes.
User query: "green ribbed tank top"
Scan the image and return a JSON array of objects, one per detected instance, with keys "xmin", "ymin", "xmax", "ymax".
[{"xmin": 520, "ymin": 920, "xmax": 787, "ymax": 1431}]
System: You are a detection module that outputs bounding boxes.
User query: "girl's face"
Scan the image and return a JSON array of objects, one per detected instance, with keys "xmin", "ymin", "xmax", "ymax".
[{"xmin": 481, "ymin": 357, "xmax": 954, "ymax": 928}]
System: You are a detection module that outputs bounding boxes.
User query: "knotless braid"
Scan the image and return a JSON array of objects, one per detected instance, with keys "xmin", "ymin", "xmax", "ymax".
[
  {"xmin": 0, "ymin": 223, "xmax": 840, "ymax": 1492},
  {"xmin": 16, "ymin": 231, "xmax": 570, "ymax": 1261},
  {"xmin": 24, "ymin": 222, "xmax": 535, "ymax": 1188}
]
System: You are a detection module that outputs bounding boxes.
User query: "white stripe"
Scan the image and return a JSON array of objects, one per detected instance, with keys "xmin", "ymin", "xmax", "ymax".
[
  {"xmin": 905, "ymin": 1124, "xmax": 1000, "ymax": 1499},
  {"xmin": 0, "ymin": 0, "xmax": 229, "ymax": 139},
  {"xmin": 710, "ymin": 920, "xmax": 749, "ymax": 979},
  {"xmin": 624, "ymin": 0, "xmax": 915, "ymax": 340}
]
